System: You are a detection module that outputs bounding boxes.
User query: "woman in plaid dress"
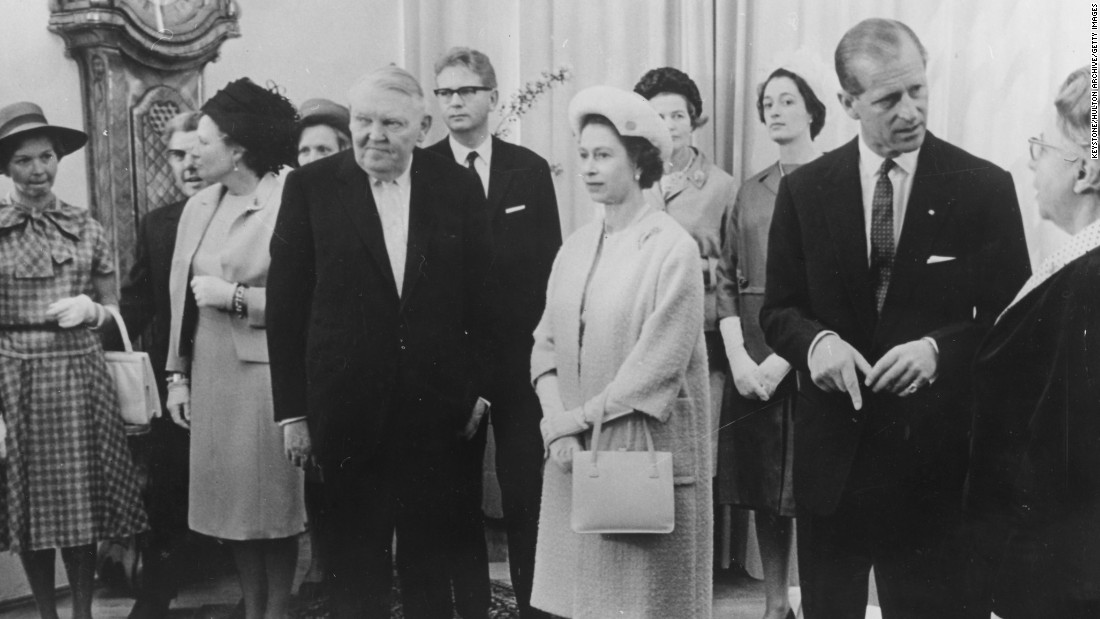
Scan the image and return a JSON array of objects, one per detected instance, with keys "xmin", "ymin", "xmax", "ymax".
[{"xmin": 0, "ymin": 102, "xmax": 148, "ymax": 619}]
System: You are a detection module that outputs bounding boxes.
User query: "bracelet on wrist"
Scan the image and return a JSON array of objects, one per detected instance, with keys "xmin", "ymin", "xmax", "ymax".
[{"xmin": 232, "ymin": 284, "xmax": 248, "ymax": 318}]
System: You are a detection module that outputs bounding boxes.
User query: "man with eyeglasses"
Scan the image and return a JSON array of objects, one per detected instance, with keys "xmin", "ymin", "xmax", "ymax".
[
  {"xmin": 760, "ymin": 18, "xmax": 1030, "ymax": 617},
  {"xmin": 427, "ymin": 47, "xmax": 561, "ymax": 619}
]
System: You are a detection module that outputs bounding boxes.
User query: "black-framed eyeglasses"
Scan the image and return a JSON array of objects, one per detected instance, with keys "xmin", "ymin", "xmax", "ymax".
[
  {"xmin": 1028, "ymin": 136, "xmax": 1081, "ymax": 163},
  {"xmin": 433, "ymin": 86, "xmax": 493, "ymax": 101}
]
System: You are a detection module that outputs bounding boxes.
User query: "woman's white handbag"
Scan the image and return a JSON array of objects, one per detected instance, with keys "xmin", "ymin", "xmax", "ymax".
[
  {"xmin": 103, "ymin": 305, "xmax": 160, "ymax": 427},
  {"xmin": 571, "ymin": 398, "xmax": 674, "ymax": 534}
]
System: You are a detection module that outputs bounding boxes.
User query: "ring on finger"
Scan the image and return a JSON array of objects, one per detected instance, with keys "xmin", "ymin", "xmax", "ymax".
[{"xmin": 905, "ymin": 381, "xmax": 919, "ymax": 395}]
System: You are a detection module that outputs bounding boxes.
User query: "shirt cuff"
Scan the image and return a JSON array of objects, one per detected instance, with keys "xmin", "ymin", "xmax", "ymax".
[
  {"xmin": 278, "ymin": 416, "xmax": 307, "ymax": 427},
  {"xmin": 807, "ymin": 330, "xmax": 839, "ymax": 367}
]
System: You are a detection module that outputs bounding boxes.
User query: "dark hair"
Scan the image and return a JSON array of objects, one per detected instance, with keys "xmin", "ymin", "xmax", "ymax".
[
  {"xmin": 756, "ymin": 68, "xmax": 827, "ymax": 139},
  {"xmin": 580, "ymin": 114, "xmax": 663, "ymax": 190},
  {"xmin": 202, "ymin": 78, "xmax": 300, "ymax": 176},
  {"xmin": 434, "ymin": 46, "xmax": 498, "ymax": 89},
  {"xmin": 835, "ymin": 18, "xmax": 927, "ymax": 95},
  {"xmin": 0, "ymin": 130, "xmax": 66, "ymax": 172},
  {"xmin": 633, "ymin": 67, "xmax": 708, "ymax": 129}
]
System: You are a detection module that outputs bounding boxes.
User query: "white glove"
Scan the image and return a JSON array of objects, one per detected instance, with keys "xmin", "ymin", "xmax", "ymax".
[
  {"xmin": 756, "ymin": 353, "xmax": 792, "ymax": 399},
  {"xmin": 720, "ymin": 316, "xmax": 769, "ymax": 400},
  {"xmin": 46, "ymin": 294, "xmax": 100, "ymax": 329},
  {"xmin": 548, "ymin": 435, "xmax": 581, "ymax": 473},
  {"xmin": 166, "ymin": 379, "xmax": 191, "ymax": 429},
  {"xmin": 191, "ymin": 275, "xmax": 236, "ymax": 310}
]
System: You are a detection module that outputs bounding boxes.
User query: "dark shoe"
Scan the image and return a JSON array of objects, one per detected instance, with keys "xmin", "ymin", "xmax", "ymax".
[{"xmin": 296, "ymin": 580, "xmax": 326, "ymax": 601}]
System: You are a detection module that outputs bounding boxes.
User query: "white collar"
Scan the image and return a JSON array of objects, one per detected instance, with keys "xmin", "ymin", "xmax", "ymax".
[
  {"xmin": 858, "ymin": 133, "xmax": 920, "ymax": 178},
  {"xmin": 448, "ymin": 134, "xmax": 492, "ymax": 167},
  {"xmin": 368, "ymin": 160, "xmax": 413, "ymax": 188}
]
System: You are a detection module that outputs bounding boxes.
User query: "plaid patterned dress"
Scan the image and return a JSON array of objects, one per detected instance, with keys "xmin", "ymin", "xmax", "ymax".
[{"xmin": 0, "ymin": 197, "xmax": 148, "ymax": 552}]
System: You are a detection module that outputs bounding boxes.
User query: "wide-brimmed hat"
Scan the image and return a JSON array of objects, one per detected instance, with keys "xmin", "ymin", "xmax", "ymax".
[
  {"xmin": 297, "ymin": 98, "xmax": 350, "ymax": 138},
  {"xmin": 202, "ymin": 78, "xmax": 299, "ymax": 169},
  {"xmin": 568, "ymin": 85, "xmax": 673, "ymax": 163},
  {"xmin": 0, "ymin": 102, "xmax": 87, "ymax": 158}
]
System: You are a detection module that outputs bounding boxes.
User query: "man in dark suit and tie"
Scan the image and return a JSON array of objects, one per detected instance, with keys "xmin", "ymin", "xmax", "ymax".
[
  {"xmin": 427, "ymin": 47, "xmax": 561, "ymax": 619},
  {"xmin": 116, "ymin": 112, "xmax": 206, "ymax": 619},
  {"xmin": 267, "ymin": 66, "xmax": 495, "ymax": 619},
  {"xmin": 760, "ymin": 18, "xmax": 1031, "ymax": 617}
]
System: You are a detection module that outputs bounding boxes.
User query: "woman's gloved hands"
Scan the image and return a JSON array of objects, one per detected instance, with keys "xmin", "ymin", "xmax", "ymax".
[{"xmin": 46, "ymin": 294, "xmax": 101, "ymax": 329}]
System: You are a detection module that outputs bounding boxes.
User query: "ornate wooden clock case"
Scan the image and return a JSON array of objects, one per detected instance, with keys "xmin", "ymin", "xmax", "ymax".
[{"xmin": 48, "ymin": 0, "xmax": 240, "ymax": 283}]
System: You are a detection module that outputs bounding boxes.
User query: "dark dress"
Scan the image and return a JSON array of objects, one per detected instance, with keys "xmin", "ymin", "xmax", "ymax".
[
  {"xmin": 714, "ymin": 162, "xmax": 796, "ymax": 517},
  {"xmin": 0, "ymin": 198, "xmax": 148, "ymax": 552},
  {"xmin": 967, "ymin": 241, "xmax": 1100, "ymax": 616}
]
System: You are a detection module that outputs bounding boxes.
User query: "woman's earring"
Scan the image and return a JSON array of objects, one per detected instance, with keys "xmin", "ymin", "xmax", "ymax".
[
  {"xmin": 634, "ymin": 170, "xmax": 641, "ymax": 181},
  {"xmin": 233, "ymin": 161, "xmax": 239, "ymax": 173}
]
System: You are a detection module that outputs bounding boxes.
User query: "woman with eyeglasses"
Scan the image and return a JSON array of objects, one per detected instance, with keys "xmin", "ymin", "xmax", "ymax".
[{"xmin": 964, "ymin": 66, "xmax": 1100, "ymax": 617}]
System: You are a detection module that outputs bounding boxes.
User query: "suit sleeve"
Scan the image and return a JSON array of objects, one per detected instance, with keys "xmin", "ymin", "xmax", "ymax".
[
  {"xmin": 927, "ymin": 169, "xmax": 1030, "ymax": 375},
  {"xmin": 760, "ymin": 177, "xmax": 827, "ymax": 372},
  {"xmin": 266, "ymin": 170, "xmax": 316, "ymax": 424},
  {"xmin": 533, "ymin": 157, "xmax": 563, "ymax": 274}
]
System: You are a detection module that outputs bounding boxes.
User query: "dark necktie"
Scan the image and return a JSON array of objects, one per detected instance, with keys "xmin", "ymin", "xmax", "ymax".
[
  {"xmin": 870, "ymin": 158, "xmax": 896, "ymax": 313},
  {"xmin": 465, "ymin": 150, "xmax": 478, "ymax": 170}
]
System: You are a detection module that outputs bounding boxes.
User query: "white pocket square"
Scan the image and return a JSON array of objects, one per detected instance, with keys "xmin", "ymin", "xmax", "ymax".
[
  {"xmin": 926, "ymin": 255, "xmax": 956, "ymax": 264},
  {"xmin": 505, "ymin": 205, "xmax": 526, "ymax": 214}
]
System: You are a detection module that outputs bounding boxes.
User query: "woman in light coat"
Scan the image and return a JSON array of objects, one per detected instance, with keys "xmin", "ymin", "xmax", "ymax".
[
  {"xmin": 529, "ymin": 85, "xmax": 712, "ymax": 619},
  {"xmin": 165, "ymin": 78, "xmax": 303, "ymax": 619}
]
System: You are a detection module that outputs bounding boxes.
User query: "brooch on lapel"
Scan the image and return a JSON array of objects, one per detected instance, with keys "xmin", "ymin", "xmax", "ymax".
[{"xmin": 638, "ymin": 226, "xmax": 661, "ymax": 250}]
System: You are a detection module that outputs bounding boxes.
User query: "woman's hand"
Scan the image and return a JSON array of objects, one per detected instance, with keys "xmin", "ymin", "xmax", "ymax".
[
  {"xmin": 166, "ymin": 379, "xmax": 191, "ymax": 429},
  {"xmin": 283, "ymin": 420, "xmax": 313, "ymax": 468},
  {"xmin": 548, "ymin": 435, "xmax": 581, "ymax": 473},
  {"xmin": 755, "ymin": 353, "xmax": 792, "ymax": 400},
  {"xmin": 728, "ymin": 346, "xmax": 769, "ymax": 400},
  {"xmin": 46, "ymin": 294, "xmax": 99, "ymax": 328},
  {"xmin": 190, "ymin": 275, "xmax": 236, "ymax": 310}
]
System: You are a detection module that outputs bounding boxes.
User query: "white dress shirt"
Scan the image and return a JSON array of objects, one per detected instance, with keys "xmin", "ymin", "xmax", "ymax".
[
  {"xmin": 369, "ymin": 165, "xmax": 413, "ymax": 296},
  {"xmin": 448, "ymin": 134, "xmax": 492, "ymax": 196}
]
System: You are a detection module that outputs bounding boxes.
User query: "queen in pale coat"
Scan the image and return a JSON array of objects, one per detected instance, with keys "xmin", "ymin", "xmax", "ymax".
[{"xmin": 529, "ymin": 85, "xmax": 713, "ymax": 619}]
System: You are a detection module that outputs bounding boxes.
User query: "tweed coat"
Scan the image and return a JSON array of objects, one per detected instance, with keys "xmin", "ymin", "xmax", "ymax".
[{"xmin": 529, "ymin": 208, "xmax": 713, "ymax": 619}]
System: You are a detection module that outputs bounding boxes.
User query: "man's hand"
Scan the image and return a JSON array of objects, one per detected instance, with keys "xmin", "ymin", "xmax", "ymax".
[
  {"xmin": 866, "ymin": 339, "xmax": 938, "ymax": 396},
  {"xmin": 166, "ymin": 380, "xmax": 191, "ymax": 429},
  {"xmin": 283, "ymin": 420, "xmax": 313, "ymax": 468},
  {"xmin": 460, "ymin": 398, "xmax": 489, "ymax": 440},
  {"xmin": 46, "ymin": 294, "xmax": 99, "ymax": 328},
  {"xmin": 190, "ymin": 275, "xmax": 236, "ymax": 310},
  {"xmin": 0, "ymin": 415, "xmax": 6, "ymax": 461},
  {"xmin": 548, "ymin": 435, "xmax": 582, "ymax": 473},
  {"xmin": 809, "ymin": 334, "xmax": 873, "ymax": 410},
  {"xmin": 755, "ymin": 353, "xmax": 792, "ymax": 399}
]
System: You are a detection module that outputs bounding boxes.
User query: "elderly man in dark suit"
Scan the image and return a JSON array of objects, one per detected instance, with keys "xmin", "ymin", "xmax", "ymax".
[
  {"xmin": 267, "ymin": 66, "xmax": 495, "ymax": 619},
  {"xmin": 427, "ymin": 46, "xmax": 561, "ymax": 619},
  {"xmin": 760, "ymin": 18, "xmax": 1030, "ymax": 618},
  {"xmin": 115, "ymin": 112, "xmax": 206, "ymax": 619}
]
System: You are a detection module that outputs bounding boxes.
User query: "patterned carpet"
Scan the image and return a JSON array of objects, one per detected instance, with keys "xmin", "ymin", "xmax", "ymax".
[{"xmin": 291, "ymin": 580, "xmax": 519, "ymax": 619}]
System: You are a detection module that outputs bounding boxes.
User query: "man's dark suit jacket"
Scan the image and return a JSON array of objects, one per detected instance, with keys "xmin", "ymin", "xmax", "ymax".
[
  {"xmin": 426, "ymin": 136, "xmax": 561, "ymax": 401},
  {"xmin": 266, "ymin": 148, "xmax": 494, "ymax": 464},
  {"xmin": 966, "ymin": 247, "xmax": 1100, "ymax": 601},
  {"xmin": 115, "ymin": 200, "xmax": 185, "ymax": 401},
  {"xmin": 760, "ymin": 133, "xmax": 1031, "ymax": 515}
]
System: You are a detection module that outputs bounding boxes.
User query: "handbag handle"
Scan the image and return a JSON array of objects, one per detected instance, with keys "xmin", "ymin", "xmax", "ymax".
[
  {"xmin": 103, "ymin": 305, "xmax": 134, "ymax": 354},
  {"xmin": 587, "ymin": 391, "xmax": 661, "ymax": 480}
]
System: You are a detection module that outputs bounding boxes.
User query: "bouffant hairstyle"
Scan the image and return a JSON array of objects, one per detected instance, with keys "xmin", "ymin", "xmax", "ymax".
[
  {"xmin": 580, "ymin": 114, "xmax": 663, "ymax": 190},
  {"xmin": 1055, "ymin": 66, "xmax": 1092, "ymax": 150},
  {"xmin": 756, "ymin": 68, "xmax": 828, "ymax": 139},
  {"xmin": 633, "ymin": 67, "xmax": 708, "ymax": 129},
  {"xmin": 202, "ymin": 78, "xmax": 300, "ymax": 176}
]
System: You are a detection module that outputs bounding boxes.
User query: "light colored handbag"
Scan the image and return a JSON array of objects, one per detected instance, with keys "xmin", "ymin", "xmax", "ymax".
[
  {"xmin": 571, "ymin": 396, "xmax": 674, "ymax": 534},
  {"xmin": 102, "ymin": 305, "xmax": 160, "ymax": 427}
]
